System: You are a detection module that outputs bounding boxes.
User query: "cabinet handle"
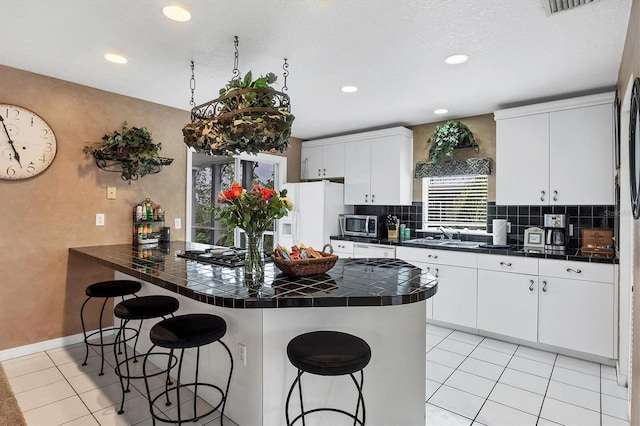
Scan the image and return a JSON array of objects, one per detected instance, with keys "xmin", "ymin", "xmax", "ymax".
[
  {"xmin": 371, "ymin": 194, "xmax": 375, "ymax": 203},
  {"xmin": 317, "ymin": 169, "xmax": 321, "ymax": 176},
  {"xmin": 529, "ymin": 280, "xmax": 535, "ymax": 291},
  {"xmin": 540, "ymin": 191, "xmax": 545, "ymax": 201},
  {"xmin": 542, "ymin": 280, "xmax": 548, "ymax": 292},
  {"xmin": 323, "ymin": 168, "xmax": 326, "ymax": 176},
  {"xmin": 434, "ymin": 268, "xmax": 439, "ymax": 278},
  {"xmin": 499, "ymin": 261, "xmax": 512, "ymax": 267},
  {"xmin": 427, "ymin": 254, "xmax": 438, "ymax": 259},
  {"xmin": 566, "ymin": 268, "xmax": 582, "ymax": 274},
  {"xmin": 553, "ymin": 190, "xmax": 558, "ymax": 201}
]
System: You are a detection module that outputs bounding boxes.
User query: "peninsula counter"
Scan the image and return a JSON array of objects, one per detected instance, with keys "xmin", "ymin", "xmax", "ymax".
[{"xmin": 70, "ymin": 242, "xmax": 437, "ymax": 425}]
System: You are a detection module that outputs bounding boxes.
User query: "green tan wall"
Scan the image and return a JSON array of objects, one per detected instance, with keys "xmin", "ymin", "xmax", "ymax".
[{"xmin": 0, "ymin": 65, "xmax": 190, "ymax": 351}]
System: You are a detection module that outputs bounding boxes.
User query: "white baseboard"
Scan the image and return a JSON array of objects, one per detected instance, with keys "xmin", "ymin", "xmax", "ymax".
[{"xmin": 0, "ymin": 328, "xmax": 112, "ymax": 361}]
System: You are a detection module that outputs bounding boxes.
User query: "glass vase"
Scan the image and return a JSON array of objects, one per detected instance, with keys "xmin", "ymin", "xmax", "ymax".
[{"xmin": 244, "ymin": 230, "xmax": 265, "ymax": 284}]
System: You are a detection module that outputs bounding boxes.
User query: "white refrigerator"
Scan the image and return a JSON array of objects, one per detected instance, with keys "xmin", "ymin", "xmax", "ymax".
[{"xmin": 277, "ymin": 181, "xmax": 353, "ymax": 251}]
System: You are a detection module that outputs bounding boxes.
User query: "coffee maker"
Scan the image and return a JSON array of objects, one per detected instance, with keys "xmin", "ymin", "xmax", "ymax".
[{"xmin": 544, "ymin": 214, "xmax": 567, "ymax": 253}]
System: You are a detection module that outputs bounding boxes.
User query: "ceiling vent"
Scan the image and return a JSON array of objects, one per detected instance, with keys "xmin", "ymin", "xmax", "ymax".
[{"xmin": 541, "ymin": 0, "xmax": 599, "ymax": 15}]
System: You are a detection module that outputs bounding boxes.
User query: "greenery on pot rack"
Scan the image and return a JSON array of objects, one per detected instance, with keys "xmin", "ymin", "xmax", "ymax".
[
  {"xmin": 182, "ymin": 71, "xmax": 295, "ymax": 156},
  {"xmin": 83, "ymin": 122, "xmax": 173, "ymax": 182},
  {"xmin": 427, "ymin": 120, "xmax": 478, "ymax": 164}
]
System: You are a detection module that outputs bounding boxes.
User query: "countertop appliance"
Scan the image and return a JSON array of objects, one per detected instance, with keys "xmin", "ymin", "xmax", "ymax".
[
  {"xmin": 339, "ymin": 214, "xmax": 384, "ymax": 238},
  {"xmin": 277, "ymin": 181, "xmax": 353, "ymax": 249},
  {"xmin": 544, "ymin": 214, "xmax": 567, "ymax": 253},
  {"xmin": 178, "ymin": 247, "xmax": 250, "ymax": 267},
  {"xmin": 523, "ymin": 226, "xmax": 545, "ymax": 253}
]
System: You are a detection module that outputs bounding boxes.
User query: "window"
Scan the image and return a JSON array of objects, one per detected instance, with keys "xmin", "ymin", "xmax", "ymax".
[
  {"xmin": 422, "ymin": 175, "xmax": 488, "ymax": 230},
  {"xmin": 189, "ymin": 152, "xmax": 286, "ymax": 251}
]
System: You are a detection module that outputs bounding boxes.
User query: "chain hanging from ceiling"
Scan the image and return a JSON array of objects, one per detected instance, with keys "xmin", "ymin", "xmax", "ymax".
[{"xmin": 182, "ymin": 36, "xmax": 294, "ymax": 156}]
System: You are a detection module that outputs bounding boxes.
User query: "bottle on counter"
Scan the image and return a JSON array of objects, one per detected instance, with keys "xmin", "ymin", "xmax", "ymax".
[
  {"xmin": 135, "ymin": 204, "xmax": 143, "ymax": 222},
  {"xmin": 137, "ymin": 223, "xmax": 144, "ymax": 240},
  {"xmin": 156, "ymin": 205, "xmax": 164, "ymax": 221},
  {"xmin": 145, "ymin": 202, "xmax": 153, "ymax": 221}
]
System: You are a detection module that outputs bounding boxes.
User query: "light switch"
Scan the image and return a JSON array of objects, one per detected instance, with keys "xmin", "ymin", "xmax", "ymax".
[
  {"xmin": 107, "ymin": 186, "xmax": 116, "ymax": 200},
  {"xmin": 96, "ymin": 214, "xmax": 105, "ymax": 226},
  {"xmin": 174, "ymin": 218, "xmax": 181, "ymax": 229}
]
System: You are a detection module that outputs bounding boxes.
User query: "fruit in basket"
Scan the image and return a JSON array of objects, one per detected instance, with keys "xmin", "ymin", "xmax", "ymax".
[{"xmin": 274, "ymin": 244, "xmax": 324, "ymax": 260}]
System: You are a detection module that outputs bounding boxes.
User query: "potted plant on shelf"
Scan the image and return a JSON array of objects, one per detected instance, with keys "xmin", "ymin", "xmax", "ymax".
[
  {"xmin": 83, "ymin": 122, "xmax": 172, "ymax": 182},
  {"xmin": 427, "ymin": 120, "xmax": 478, "ymax": 164},
  {"xmin": 182, "ymin": 71, "xmax": 295, "ymax": 156}
]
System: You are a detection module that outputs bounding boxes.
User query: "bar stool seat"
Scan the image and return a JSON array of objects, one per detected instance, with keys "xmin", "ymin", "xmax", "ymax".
[
  {"xmin": 143, "ymin": 313, "xmax": 233, "ymax": 425},
  {"xmin": 80, "ymin": 280, "xmax": 142, "ymax": 376},
  {"xmin": 113, "ymin": 295, "xmax": 179, "ymax": 414},
  {"xmin": 286, "ymin": 331, "xmax": 371, "ymax": 425}
]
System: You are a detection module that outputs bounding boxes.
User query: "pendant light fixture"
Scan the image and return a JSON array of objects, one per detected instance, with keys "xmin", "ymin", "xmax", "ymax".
[{"xmin": 182, "ymin": 36, "xmax": 294, "ymax": 156}]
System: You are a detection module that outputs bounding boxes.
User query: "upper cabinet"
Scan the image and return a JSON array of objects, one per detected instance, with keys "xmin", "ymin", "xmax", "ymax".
[
  {"xmin": 301, "ymin": 142, "xmax": 345, "ymax": 180},
  {"xmin": 495, "ymin": 93, "xmax": 615, "ymax": 205},
  {"xmin": 343, "ymin": 127, "xmax": 413, "ymax": 205}
]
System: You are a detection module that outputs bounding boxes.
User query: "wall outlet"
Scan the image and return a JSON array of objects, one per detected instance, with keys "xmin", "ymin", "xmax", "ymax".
[
  {"xmin": 506, "ymin": 222, "xmax": 511, "ymax": 233},
  {"xmin": 107, "ymin": 186, "xmax": 116, "ymax": 200},
  {"xmin": 174, "ymin": 218, "xmax": 181, "ymax": 229},
  {"xmin": 96, "ymin": 214, "xmax": 105, "ymax": 226},
  {"xmin": 238, "ymin": 343, "xmax": 247, "ymax": 366}
]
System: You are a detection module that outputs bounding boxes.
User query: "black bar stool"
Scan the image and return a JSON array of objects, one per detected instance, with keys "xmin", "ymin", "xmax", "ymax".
[
  {"xmin": 143, "ymin": 313, "xmax": 234, "ymax": 425},
  {"xmin": 80, "ymin": 280, "xmax": 142, "ymax": 375},
  {"xmin": 113, "ymin": 295, "xmax": 180, "ymax": 415},
  {"xmin": 285, "ymin": 330, "xmax": 372, "ymax": 426}
]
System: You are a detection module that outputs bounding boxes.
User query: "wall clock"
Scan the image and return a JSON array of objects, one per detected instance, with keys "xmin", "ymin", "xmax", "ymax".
[{"xmin": 0, "ymin": 104, "xmax": 57, "ymax": 180}]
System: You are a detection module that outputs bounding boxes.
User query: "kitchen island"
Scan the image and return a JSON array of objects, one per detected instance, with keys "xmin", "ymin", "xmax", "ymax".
[{"xmin": 70, "ymin": 242, "xmax": 437, "ymax": 425}]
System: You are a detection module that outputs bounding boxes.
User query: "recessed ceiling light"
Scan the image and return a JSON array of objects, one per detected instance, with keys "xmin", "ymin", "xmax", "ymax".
[
  {"xmin": 434, "ymin": 109, "xmax": 449, "ymax": 114},
  {"xmin": 341, "ymin": 86, "xmax": 358, "ymax": 93},
  {"xmin": 104, "ymin": 53, "xmax": 128, "ymax": 64},
  {"xmin": 163, "ymin": 5, "xmax": 191, "ymax": 22},
  {"xmin": 444, "ymin": 54, "xmax": 469, "ymax": 65}
]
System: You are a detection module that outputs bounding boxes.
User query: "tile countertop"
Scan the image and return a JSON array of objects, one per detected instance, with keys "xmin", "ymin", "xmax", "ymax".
[
  {"xmin": 329, "ymin": 235, "xmax": 618, "ymax": 264},
  {"xmin": 69, "ymin": 242, "xmax": 438, "ymax": 309}
]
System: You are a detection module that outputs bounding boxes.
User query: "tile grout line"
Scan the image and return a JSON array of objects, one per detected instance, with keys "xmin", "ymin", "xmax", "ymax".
[{"xmin": 534, "ymin": 351, "xmax": 557, "ymax": 425}]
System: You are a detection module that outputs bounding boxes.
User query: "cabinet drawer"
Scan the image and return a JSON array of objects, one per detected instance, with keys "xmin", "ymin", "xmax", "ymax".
[
  {"xmin": 330, "ymin": 239, "xmax": 353, "ymax": 254},
  {"xmin": 539, "ymin": 259, "xmax": 614, "ymax": 283},
  {"xmin": 396, "ymin": 246, "xmax": 476, "ymax": 268},
  {"xmin": 477, "ymin": 254, "xmax": 538, "ymax": 275}
]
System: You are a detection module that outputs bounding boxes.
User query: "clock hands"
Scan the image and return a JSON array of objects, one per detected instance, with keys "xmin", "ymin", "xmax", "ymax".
[{"xmin": 0, "ymin": 115, "xmax": 22, "ymax": 168}]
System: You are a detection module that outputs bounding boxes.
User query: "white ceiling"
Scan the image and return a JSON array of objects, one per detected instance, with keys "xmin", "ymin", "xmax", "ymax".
[{"xmin": 1, "ymin": 0, "xmax": 632, "ymax": 140}]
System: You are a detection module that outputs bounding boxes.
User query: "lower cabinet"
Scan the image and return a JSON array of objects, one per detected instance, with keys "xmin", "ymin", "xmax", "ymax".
[
  {"xmin": 538, "ymin": 276, "xmax": 614, "ymax": 358},
  {"xmin": 330, "ymin": 239, "xmax": 353, "ymax": 258},
  {"xmin": 352, "ymin": 243, "xmax": 395, "ymax": 259},
  {"xmin": 429, "ymin": 264, "xmax": 477, "ymax": 328},
  {"xmin": 477, "ymin": 270, "xmax": 538, "ymax": 343}
]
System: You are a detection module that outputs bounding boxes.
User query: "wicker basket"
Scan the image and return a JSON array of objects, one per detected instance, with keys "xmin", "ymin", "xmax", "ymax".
[{"xmin": 271, "ymin": 252, "xmax": 338, "ymax": 277}]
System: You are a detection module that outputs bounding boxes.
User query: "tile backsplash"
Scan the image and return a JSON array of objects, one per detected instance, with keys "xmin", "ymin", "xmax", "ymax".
[{"xmin": 355, "ymin": 202, "xmax": 616, "ymax": 248}]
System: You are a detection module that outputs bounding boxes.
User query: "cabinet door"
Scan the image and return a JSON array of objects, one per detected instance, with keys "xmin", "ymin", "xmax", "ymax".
[
  {"xmin": 369, "ymin": 136, "xmax": 413, "ymax": 205},
  {"xmin": 477, "ymin": 270, "xmax": 538, "ymax": 342},
  {"xmin": 344, "ymin": 141, "xmax": 371, "ymax": 204},
  {"xmin": 496, "ymin": 113, "xmax": 549, "ymax": 205},
  {"xmin": 549, "ymin": 104, "xmax": 614, "ymax": 205},
  {"xmin": 322, "ymin": 143, "xmax": 345, "ymax": 179},
  {"xmin": 538, "ymin": 277, "xmax": 613, "ymax": 358},
  {"xmin": 301, "ymin": 145, "xmax": 323, "ymax": 180},
  {"xmin": 429, "ymin": 264, "xmax": 477, "ymax": 328}
]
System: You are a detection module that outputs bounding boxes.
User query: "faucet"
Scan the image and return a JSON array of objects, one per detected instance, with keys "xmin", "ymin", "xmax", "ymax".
[{"xmin": 438, "ymin": 227, "xmax": 454, "ymax": 240}]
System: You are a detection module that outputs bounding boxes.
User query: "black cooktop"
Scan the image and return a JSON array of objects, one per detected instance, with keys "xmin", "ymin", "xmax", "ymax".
[{"xmin": 177, "ymin": 247, "xmax": 248, "ymax": 267}]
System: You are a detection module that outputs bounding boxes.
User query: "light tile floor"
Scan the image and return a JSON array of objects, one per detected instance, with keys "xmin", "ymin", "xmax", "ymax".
[
  {"xmin": 2, "ymin": 336, "xmax": 236, "ymax": 426},
  {"xmin": 1, "ymin": 325, "xmax": 632, "ymax": 425},
  {"xmin": 426, "ymin": 324, "xmax": 631, "ymax": 426}
]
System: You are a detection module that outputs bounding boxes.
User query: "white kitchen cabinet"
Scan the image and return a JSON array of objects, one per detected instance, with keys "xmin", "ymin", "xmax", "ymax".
[
  {"xmin": 330, "ymin": 239, "xmax": 353, "ymax": 258},
  {"xmin": 301, "ymin": 142, "xmax": 345, "ymax": 180},
  {"xmin": 396, "ymin": 246, "xmax": 477, "ymax": 328},
  {"xmin": 352, "ymin": 243, "xmax": 395, "ymax": 259},
  {"xmin": 495, "ymin": 92, "xmax": 615, "ymax": 205},
  {"xmin": 343, "ymin": 127, "xmax": 413, "ymax": 206},
  {"xmin": 477, "ymin": 254, "xmax": 539, "ymax": 342},
  {"xmin": 538, "ymin": 259, "xmax": 614, "ymax": 358},
  {"xmin": 477, "ymin": 270, "xmax": 538, "ymax": 343}
]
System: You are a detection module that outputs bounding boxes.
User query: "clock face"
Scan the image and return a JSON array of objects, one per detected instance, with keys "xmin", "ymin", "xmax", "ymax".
[{"xmin": 0, "ymin": 104, "xmax": 57, "ymax": 180}]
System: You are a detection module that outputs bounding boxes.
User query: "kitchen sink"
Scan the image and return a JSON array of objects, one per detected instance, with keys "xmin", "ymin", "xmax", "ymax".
[{"xmin": 404, "ymin": 239, "xmax": 480, "ymax": 248}]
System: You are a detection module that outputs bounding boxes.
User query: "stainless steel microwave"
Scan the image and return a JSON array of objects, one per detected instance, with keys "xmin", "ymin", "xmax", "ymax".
[{"xmin": 339, "ymin": 214, "xmax": 382, "ymax": 238}]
